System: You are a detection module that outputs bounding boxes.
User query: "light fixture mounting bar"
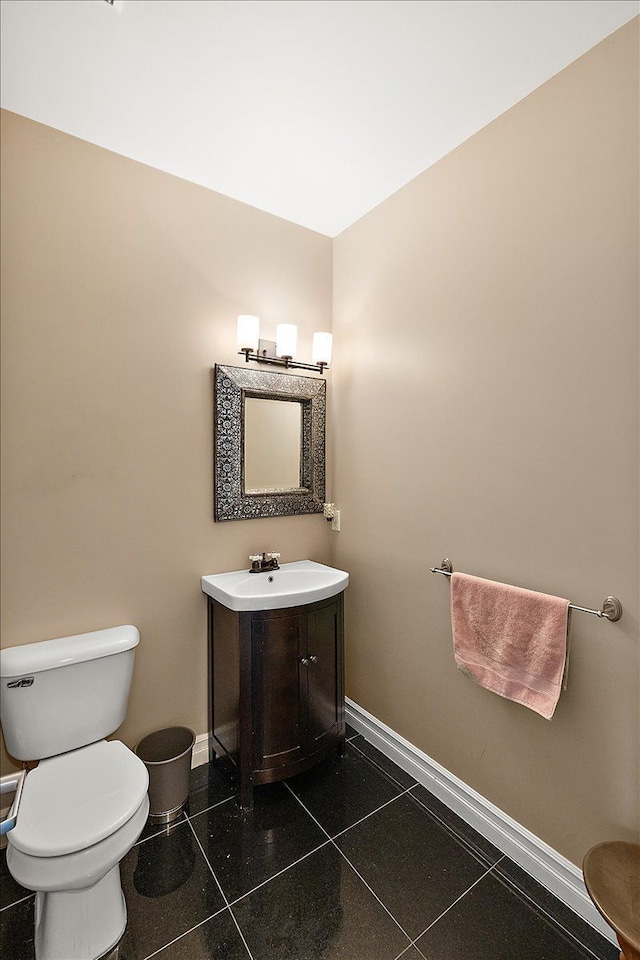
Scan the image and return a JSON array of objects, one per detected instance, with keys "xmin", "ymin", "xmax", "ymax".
[{"xmin": 238, "ymin": 339, "xmax": 328, "ymax": 374}]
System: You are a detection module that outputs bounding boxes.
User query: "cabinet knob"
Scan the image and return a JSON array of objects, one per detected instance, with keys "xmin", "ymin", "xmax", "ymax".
[
  {"xmin": 309, "ymin": 655, "xmax": 319, "ymax": 664},
  {"xmin": 300, "ymin": 657, "xmax": 310, "ymax": 666}
]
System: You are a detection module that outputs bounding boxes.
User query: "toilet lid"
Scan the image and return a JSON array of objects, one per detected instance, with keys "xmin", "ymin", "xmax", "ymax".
[{"xmin": 9, "ymin": 740, "xmax": 149, "ymax": 857}]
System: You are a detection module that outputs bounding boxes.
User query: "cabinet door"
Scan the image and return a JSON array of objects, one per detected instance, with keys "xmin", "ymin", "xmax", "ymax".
[
  {"xmin": 306, "ymin": 599, "xmax": 343, "ymax": 753},
  {"xmin": 251, "ymin": 614, "xmax": 306, "ymax": 772}
]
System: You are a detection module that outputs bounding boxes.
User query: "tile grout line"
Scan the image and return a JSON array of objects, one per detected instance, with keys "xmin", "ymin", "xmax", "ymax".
[
  {"xmin": 332, "ymin": 787, "xmax": 416, "ymax": 841},
  {"xmin": 398, "ymin": 938, "xmax": 429, "ymax": 960},
  {"xmin": 141, "ymin": 908, "xmax": 228, "ymax": 960},
  {"xmin": 345, "ymin": 746, "xmax": 611, "ymax": 959},
  {"xmin": 558, "ymin": 926, "xmax": 616, "ymax": 960},
  {"xmin": 200, "ymin": 783, "xmax": 613, "ymax": 960},
  {"xmin": 0, "ymin": 891, "xmax": 34, "ymax": 913},
  {"xmin": 138, "ymin": 816, "xmax": 236, "ymax": 960},
  {"xmin": 133, "ymin": 813, "xmax": 189, "ymax": 849},
  {"xmin": 394, "ymin": 944, "xmax": 421, "ymax": 960},
  {"xmin": 348, "ymin": 738, "xmax": 614, "ymax": 958},
  {"xmin": 404, "ymin": 783, "xmax": 501, "ymax": 869},
  {"xmin": 403, "ymin": 857, "xmax": 507, "ymax": 960},
  {"xmin": 210, "ymin": 756, "xmax": 611, "ymax": 958},
  {"xmin": 331, "ymin": 841, "xmax": 415, "ymax": 946},
  {"xmin": 409, "ymin": 858, "xmax": 502, "ymax": 947},
  {"xmin": 183, "ymin": 800, "xmax": 360, "ymax": 953},
  {"xmin": 183, "ymin": 793, "xmax": 236, "ymax": 824},
  {"xmin": 118, "ymin": 791, "xmax": 242, "ymax": 959},
  {"xmin": 348, "ymin": 736, "xmax": 603, "ymax": 954},
  {"xmin": 134, "ymin": 794, "xmax": 236, "ymax": 848},
  {"xmin": 287, "ymin": 777, "xmax": 417, "ymax": 846},
  {"xmin": 186, "ymin": 743, "xmax": 492, "ymax": 949},
  {"xmin": 184, "ymin": 816, "xmax": 256, "ymax": 960},
  {"xmin": 144, "ymin": 789, "xmax": 612, "ymax": 960},
  {"xmin": 283, "ymin": 777, "xmax": 411, "ymax": 842},
  {"xmin": 169, "ymin": 756, "xmax": 618, "ymax": 960},
  {"xmin": 0, "ymin": 754, "xmax": 615, "ymax": 960},
  {"xmin": 348, "ymin": 737, "xmax": 500, "ymax": 870},
  {"xmin": 183, "ymin": 736, "xmax": 416, "ymax": 920},
  {"xmin": 348, "ymin": 736, "xmax": 417, "ymax": 789},
  {"xmin": 489, "ymin": 865, "xmax": 613, "ymax": 960},
  {"xmin": 225, "ymin": 838, "xmax": 334, "ymax": 909},
  {"xmin": 284, "ymin": 781, "xmax": 416, "ymax": 948}
]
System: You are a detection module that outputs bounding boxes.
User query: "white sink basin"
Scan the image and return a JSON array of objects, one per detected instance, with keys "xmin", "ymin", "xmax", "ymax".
[{"xmin": 201, "ymin": 560, "xmax": 349, "ymax": 612}]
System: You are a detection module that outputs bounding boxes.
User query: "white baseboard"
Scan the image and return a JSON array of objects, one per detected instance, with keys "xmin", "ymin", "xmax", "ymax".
[
  {"xmin": 191, "ymin": 731, "xmax": 210, "ymax": 769},
  {"xmin": 345, "ymin": 697, "xmax": 617, "ymax": 946}
]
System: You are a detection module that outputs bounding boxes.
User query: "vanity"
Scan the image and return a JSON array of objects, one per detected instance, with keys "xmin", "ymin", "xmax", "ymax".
[{"xmin": 202, "ymin": 561, "xmax": 348, "ymax": 808}]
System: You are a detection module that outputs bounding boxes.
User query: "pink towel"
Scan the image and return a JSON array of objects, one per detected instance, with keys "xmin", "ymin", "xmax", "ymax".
[{"xmin": 451, "ymin": 572, "xmax": 570, "ymax": 719}]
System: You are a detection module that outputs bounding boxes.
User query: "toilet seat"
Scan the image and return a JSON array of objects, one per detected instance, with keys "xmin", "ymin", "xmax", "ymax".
[
  {"xmin": 7, "ymin": 794, "xmax": 149, "ymax": 894},
  {"xmin": 9, "ymin": 739, "xmax": 149, "ymax": 857}
]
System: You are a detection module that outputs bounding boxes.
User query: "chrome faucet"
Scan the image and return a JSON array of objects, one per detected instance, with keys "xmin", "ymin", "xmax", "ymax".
[{"xmin": 249, "ymin": 552, "xmax": 281, "ymax": 573}]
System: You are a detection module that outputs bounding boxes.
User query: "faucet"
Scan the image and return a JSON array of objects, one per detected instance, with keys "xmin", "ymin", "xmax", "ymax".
[{"xmin": 249, "ymin": 552, "xmax": 281, "ymax": 573}]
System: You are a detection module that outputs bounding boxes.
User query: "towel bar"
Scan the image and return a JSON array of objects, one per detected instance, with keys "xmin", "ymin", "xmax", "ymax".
[{"xmin": 430, "ymin": 559, "xmax": 623, "ymax": 622}]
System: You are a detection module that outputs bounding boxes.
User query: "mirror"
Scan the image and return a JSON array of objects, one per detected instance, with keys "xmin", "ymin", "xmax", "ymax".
[
  {"xmin": 214, "ymin": 364, "xmax": 326, "ymax": 521},
  {"xmin": 244, "ymin": 398, "xmax": 302, "ymax": 491}
]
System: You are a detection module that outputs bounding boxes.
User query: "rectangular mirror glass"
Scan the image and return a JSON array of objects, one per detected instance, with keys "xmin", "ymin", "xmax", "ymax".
[{"xmin": 244, "ymin": 397, "xmax": 302, "ymax": 492}]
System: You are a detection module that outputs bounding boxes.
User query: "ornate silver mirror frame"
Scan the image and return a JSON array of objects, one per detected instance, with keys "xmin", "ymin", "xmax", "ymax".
[{"xmin": 214, "ymin": 364, "xmax": 326, "ymax": 521}]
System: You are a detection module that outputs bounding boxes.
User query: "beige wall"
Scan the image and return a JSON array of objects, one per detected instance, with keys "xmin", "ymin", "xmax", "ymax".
[
  {"xmin": 0, "ymin": 110, "xmax": 333, "ymax": 775},
  {"xmin": 1, "ymin": 18, "xmax": 638, "ymax": 871},
  {"xmin": 332, "ymin": 19, "xmax": 639, "ymax": 866}
]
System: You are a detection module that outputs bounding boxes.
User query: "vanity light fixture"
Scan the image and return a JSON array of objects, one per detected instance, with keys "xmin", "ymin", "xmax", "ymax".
[{"xmin": 237, "ymin": 315, "xmax": 332, "ymax": 374}]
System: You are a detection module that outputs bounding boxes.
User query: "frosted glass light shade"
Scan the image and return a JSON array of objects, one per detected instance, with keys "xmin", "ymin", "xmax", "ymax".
[
  {"xmin": 276, "ymin": 323, "xmax": 297, "ymax": 359},
  {"xmin": 312, "ymin": 332, "xmax": 332, "ymax": 367},
  {"xmin": 237, "ymin": 315, "xmax": 260, "ymax": 352}
]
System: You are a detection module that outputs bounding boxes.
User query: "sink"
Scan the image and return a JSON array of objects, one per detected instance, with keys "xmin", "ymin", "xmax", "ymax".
[{"xmin": 201, "ymin": 560, "xmax": 349, "ymax": 612}]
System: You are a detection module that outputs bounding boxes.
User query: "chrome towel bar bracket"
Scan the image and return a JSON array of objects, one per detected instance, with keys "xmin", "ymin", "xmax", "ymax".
[{"xmin": 429, "ymin": 559, "xmax": 623, "ymax": 622}]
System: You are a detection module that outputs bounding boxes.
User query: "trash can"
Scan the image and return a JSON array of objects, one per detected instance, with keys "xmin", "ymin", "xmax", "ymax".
[{"xmin": 135, "ymin": 726, "xmax": 195, "ymax": 823}]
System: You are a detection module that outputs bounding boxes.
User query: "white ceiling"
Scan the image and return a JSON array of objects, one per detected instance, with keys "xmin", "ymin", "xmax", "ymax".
[{"xmin": 1, "ymin": 0, "xmax": 638, "ymax": 236}]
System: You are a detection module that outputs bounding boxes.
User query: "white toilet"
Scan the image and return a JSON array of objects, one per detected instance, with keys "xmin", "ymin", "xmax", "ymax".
[{"xmin": 0, "ymin": 625, "xmax": 150, "ymax": 960}]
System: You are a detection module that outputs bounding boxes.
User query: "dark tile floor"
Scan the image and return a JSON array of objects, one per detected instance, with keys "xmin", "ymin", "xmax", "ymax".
[{"xmin": 0, "ymin": 727, "xmax": 619, "ymax": 960}]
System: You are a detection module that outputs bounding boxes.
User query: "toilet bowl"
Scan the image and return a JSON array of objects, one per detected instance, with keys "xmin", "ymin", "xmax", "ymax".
[{"xmin": 6, "ymin": 740, "xmax": 149, "ymax": 960}]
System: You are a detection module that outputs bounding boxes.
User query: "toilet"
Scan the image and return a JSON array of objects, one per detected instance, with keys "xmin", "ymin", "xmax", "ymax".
[{"xmin": 0, "ymin": 625, "xmax": 150, "ymax": 960}]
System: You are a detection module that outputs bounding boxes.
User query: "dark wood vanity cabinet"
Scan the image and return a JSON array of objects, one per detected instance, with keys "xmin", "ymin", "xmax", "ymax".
[{"xmin": 208, "ymin": 593, "xmax": 345, "ymax": 808}]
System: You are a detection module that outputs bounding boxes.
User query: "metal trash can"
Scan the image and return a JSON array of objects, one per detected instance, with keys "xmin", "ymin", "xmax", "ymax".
[{"xmin": 135, "ymin": 726, "xmax": 195, "ymax": 823}]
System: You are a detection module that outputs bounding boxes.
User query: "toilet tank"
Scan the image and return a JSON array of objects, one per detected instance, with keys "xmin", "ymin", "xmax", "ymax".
[{"xmin": 0, "ymin": 625, "xmax": 140, "ymax": 761}]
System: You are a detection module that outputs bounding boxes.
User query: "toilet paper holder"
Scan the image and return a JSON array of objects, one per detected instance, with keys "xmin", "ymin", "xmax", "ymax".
[{"xmin": 0, "ymin": 769, "xmax": 26, "ymax": 836}]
